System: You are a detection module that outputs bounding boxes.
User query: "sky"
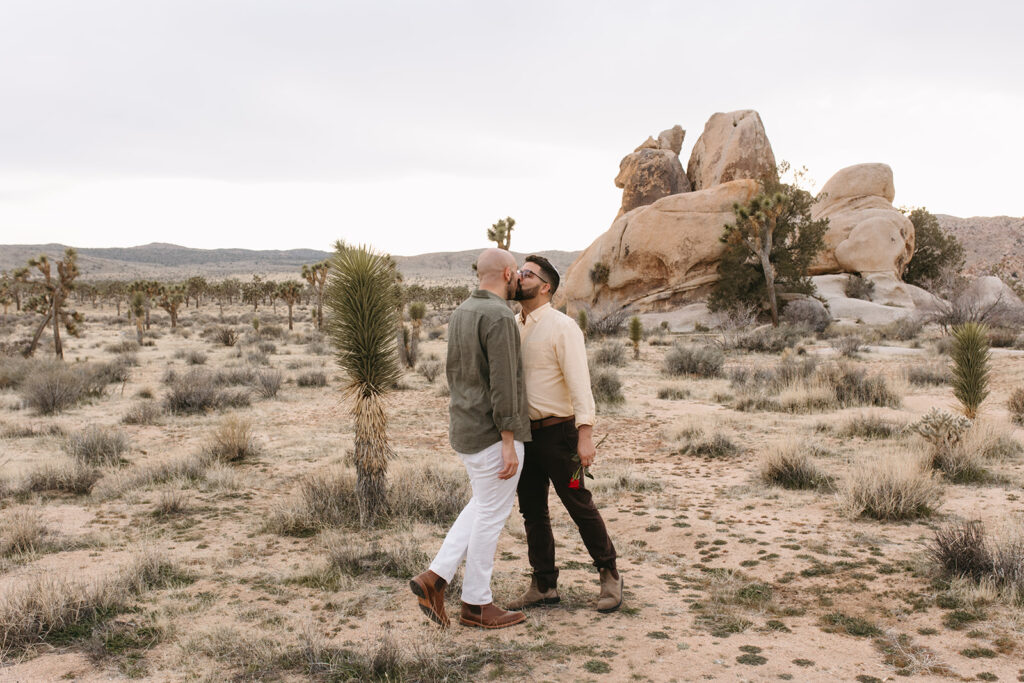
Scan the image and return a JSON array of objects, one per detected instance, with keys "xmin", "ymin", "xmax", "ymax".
[{"xmin": 0, "ymin": 0, "xmax": 1021, "ymax": 256}]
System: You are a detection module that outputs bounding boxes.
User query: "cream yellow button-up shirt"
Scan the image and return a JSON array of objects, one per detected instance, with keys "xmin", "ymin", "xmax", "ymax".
[{"xmin": 517, "ymin": 302, "xmax": 596, "ymax": 427}]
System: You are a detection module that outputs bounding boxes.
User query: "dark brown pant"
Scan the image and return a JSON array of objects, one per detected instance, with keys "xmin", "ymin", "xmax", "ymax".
[{"xmin": 517, "ymin": 421, "xmax": 617, "ymax": 591}]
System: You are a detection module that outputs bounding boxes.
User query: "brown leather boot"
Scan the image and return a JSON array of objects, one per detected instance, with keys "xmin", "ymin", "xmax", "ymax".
[
  {"xmin": 409, "ymin": 570, "xmax": 449, "ymax": 628},
  {"xmin": 506, "ymin": 577, "xmax": 560, "ymax": 610},
  {"xmin": 597, "ymin": 568, "xmax": 623, "ymax": 613},
  {"xmin": 459, "ymin": 601, "xmax": 526, "ymax": 629}
]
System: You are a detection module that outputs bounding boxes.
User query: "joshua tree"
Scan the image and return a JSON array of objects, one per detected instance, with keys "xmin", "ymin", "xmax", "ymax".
[
  {"xmin": 277, "ymin": 280, "xmax": 303, "ymax": 331},
  {"xmin": 128, "ymin": 280, "xmax": 159, "ymax": 329},
  {"xmin": 129, "ymin": 291, "xmax": 146, "ymax": 344},
  {"xmin": 951, "ymin": 322, "xmax": 990, "ymax": 419},
  {"xmin": 185, "ymin": 275, "xmax": 208, "ymax": 309},
  {"xmin": 324, "ymin": 242, "xmax": 403, "ymax": 526},
  {"xmin": 629, "ymin": 315, "xmax": 643, "ymax": 360},
  {"xmin": 301, "ymin": 260, "xmax": 330, "ymax": 330},
  {"xmin": 408, "ymin": 301, "xmax": 426, "ymax": 339},
  {"xmin": 242, "ymin": 275, "xmax": 264, "ymax": 311},
  {"xmin": 157, "ymin": 284, "xmax": 186, "ymax": 328},
  {"xmin": 487, "ymin": 216, "xmax": 515, "ymax": 250},
  {"xmin": 24, "ymin": 248, "xmax": 82, "ymax": 359}
]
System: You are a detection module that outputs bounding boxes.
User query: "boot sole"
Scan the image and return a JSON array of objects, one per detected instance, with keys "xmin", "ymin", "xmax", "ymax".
[
  {"xmin": 508, "ymin": 595, "xmax": 561, "ymax": 610},
  {"xmin": 596, "ymin": 577, "xmax": 623, "ymax": 614},
  {"xmin": 409, "ymin": 579, "xmax": 449, "ymax": 628},
  {"xmin": 459, "ymin": 614, "xmax": 527, "ymax": 629}
]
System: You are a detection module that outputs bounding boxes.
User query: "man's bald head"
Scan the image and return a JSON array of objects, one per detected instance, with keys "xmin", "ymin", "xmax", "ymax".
[
  {"xmin": 475, "ymin": 248, "xmax": 519, "ymax": 300},
  {"xmin": 476, "ymin": 248, "xmax": 516, "ymax": 278}
]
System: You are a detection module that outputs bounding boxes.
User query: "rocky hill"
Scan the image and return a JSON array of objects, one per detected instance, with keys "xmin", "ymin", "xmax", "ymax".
[
  {"xmin": 936, "ymin": 215, "xmax": 1024, "ymax": 277},
  {"xmin": 0, "ymin": 242, "xmax": 580, "ymax": 284}
]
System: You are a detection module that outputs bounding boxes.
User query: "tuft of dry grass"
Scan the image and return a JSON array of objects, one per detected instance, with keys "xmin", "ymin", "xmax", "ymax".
[
  {"xmin": 758, "ymin": 445, "xmax": 832, "ymax": 490},
  {"xmin": 254, "ymin": 368, "xmax": 282, "ymax": 398},
  {"xmin": 121, "ymin": 400, "xmax": 163, "ymax": 425},
  {"xmin": 931, "ymin": 519, "xmax": 1024, "ymax": 602},
  {"xmin": 840, "ymin": 413, "xmax": 905, "ymax": 440},
  {"xmin": 205, "ymin": 416, "xmax": 259, "ymax": 463},
  {"xmin": 91, "ymin": 453, "xmax": 212, "ymax": 500},
  {"xmin": 22, "ymin": 458, "xmax": 101, "ymax": 496},
  {"xmin": 153, "ymin": 489, "xmax": 189, "ymax": 518},
  {"xmin": 389, "ymin": 462, "xmax": 469, "ymax": 526},
  {"xmin": 0, "ymin": 508, "xmax": 49, "ymax": 557},
  {"xmin": 663, "ymin": 344, "xmax": 723, "ymax": 378},
  {"xmin": 838, "ymin": 454, "xmax": 942, "ymax": 521},
  {"xmin": 65, "ymin": 426, "xmax": 130, "ymax": 466},
  {"xmin": 18, "ymin": 363, "xmax": 84, "ymax": 414},
  {"xmin": 1007, "ymin": 388, "xmax": 1024, "ymax": 425},
  {"xmin": 296, "ymin": 370, "xmax": 327, "ymax": 387},
  {"xmin": 321, "ymin": 530, "xmax": 428, "ymax": 580}
]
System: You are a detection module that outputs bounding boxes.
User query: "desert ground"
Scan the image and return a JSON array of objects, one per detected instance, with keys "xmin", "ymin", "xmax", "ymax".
[{"xmin": 1, "ymin": 300, "xmax": 1023, "ymax": 682}]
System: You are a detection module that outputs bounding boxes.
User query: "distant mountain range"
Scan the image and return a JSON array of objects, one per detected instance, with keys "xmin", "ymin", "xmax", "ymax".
[
  {"xmin": 1, "ymin": 215, "xmax": 1019, "ymax": 283},
  {"xmin": 0, "ymin": 242, "xmax": 582, "ymax": 283}
]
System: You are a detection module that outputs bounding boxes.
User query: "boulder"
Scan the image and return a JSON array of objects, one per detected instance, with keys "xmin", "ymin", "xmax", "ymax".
[
  {"xmin": 555, "ymin": 179, "xmax": 760, "ymax": 315},
  {"xmin": 686, "ymin": 110, "xmax": 777, "ymax": 190},
  {"xmin": 614, "ymin": 125, "xmax": 690, "ymax": 215},
  {"xmin": 809, "ymin": 163, "xmax": 915, "ymax": 278},
  {"xmin": 810, "ymin": 274, "xmax": 940, "ymax": 324},
  {"xmin": 960, "ymin": 276, "xmax": 1024, "ymax": 316}
]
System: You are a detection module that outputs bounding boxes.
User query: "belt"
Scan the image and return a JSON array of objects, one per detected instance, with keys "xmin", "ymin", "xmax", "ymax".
[{"xmin": 530, "ymin": 415, "xmax": 574, "ymax": 431}]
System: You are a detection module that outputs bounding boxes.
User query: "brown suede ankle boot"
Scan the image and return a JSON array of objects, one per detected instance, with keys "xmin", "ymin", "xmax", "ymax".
[
  {"xmin": 409, "ymin": 570, "xmax": 449, "ymax": 628},
  {"xmin": 597, "ymin": 567, "xmax": 623, "ymax": 613},
  {"xmin": 459, "ymin": 602, "xmax": 526, "ymax": 629},
  {"xmin": 506, "ymin": 577, "xmax": 560, "ymax": 610}
]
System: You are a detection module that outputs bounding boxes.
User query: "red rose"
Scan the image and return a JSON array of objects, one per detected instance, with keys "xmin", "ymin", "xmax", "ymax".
[{"xmin": 568, "ymin": 478, "xmax": 580, "ymax": 489}]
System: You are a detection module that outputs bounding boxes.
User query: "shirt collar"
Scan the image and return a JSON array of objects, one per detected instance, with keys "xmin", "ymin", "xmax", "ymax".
[
  {"xmin": 519, "ymin": 301, "xmax": 552, "ymax": 325},
  {"xmin": 471, "ymin": 288, "xmax": 505, "ymax": 302}
]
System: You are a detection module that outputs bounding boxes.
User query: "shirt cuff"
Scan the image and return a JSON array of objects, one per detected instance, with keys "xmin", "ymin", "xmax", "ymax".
[
  {"xmin": 574, "ymin": 415, "xmax": 595, "ymax": 428},
  {"xmin": 495, "ymin": 416, "xmax": 521, "ymax": 432}
]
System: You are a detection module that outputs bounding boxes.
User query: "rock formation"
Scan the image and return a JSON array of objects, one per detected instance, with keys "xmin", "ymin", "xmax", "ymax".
[
  {"xmin": 809, "ymin": 163, "xmax": 915, "ymax": 278},
  {"xmin": 556, "ymin": 180, "xmax": 760, "ymax": 314},
  {"xmin": 686, "ymin": 110, "xmax": 777, "ymax": 190},
  {"xmin": 614, "ymin": 125, "xmax": 690, "ymax": 216}
]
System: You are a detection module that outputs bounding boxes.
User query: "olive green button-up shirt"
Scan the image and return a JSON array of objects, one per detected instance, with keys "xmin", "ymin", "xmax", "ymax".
[{"xmin": 446, "ymin": 289, "xmax": 531, "ymax": 454}]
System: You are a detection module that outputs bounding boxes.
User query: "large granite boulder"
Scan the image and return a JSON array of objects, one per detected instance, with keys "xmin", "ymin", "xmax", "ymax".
[
  {"xmin": 614, "ymin": 125, "xmax": 690, "ymax": 215},
  {"xmin": 686, "ymin": 110, "xmax": 777, "ymax": 190},
  {"xmin": 555, "ymin": 179, "xmax": 760, "ymax": 315},
  {"xmin": 810, "ymin": 163, "xmax": 915, "ymax": 278}
]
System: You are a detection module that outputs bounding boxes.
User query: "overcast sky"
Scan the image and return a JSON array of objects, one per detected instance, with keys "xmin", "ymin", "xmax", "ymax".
[{"xmin": 0, "ymin": 0, "xmax": 1021, "ymax": 256}]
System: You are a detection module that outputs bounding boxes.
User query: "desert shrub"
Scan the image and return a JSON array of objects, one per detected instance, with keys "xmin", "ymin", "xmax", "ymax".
[
  {"xmin": 830, "ymin": 335, "xmax": 864, "ymax": 358},
  {"xmin": 818, "ymin": 363, "xmax": 901, "ymax": 409},
  {"xmin": 677, "ymin": 431, "xmax": 739, "ymax": 458},
  {"xmin": 205, "ymin": 416, "xmax": 259, "ymax": 463},
  {"xmin": 590, "ymin": 367, "xmax": 625, "ymax": 405},
  {"xmin": 153, "ymin": 489, "xmax": 189, "ymax": 518},
  {"xmin": 257, "ymin": 341, "xmax": 277, "ymax": 354},
  {"xmin": 904, "ymin": 207, "xmax": 966, "ymax": 287},
  {"xmin": 587, "ymin": 309, "xmax": 626, "ymax": 338},
  {"xmin": 592, "ymin": 343, "xmax": 626, "ymax": 367},
  {"xmin": 91, "ymin": 453, "xmax": 212, "ymax": 500},
  {"xmin": 390, "ymin": 463, "xmax": 469, "ymax": 525},
  {"xmin": 260, "ymin": 324, "xmax": 284, "ymax": 339},
  {"xmin": 121, "ymin": 400, "xmax": 163, "ymax": 425},
  {"xmin": 246, "ymin": 351, "xmax": 270, "ymax": 366},
  {"xmin": 657, "ymin": 386, "xmax": 689, "ymax": 400},
  {"xmin": 839, "ymin": 456, "xmax": 942, "ymax": 521},
  {"xmin": 727, "ymin": 324, "xmax": 805, "ymax": 353},
  {"xmin": 0, "ymin": 356, "xmax": 34, "ymax": 390},
  {"xmin": 758, "ymin": 445, "xmax": 832, "ymax": 490},
  {"xmin": 117, "ymin": 352, "xmax": 139, "ymax": 367},
  {"xmin": 19, "ymin": 364, "xmax": 84, "ymax": 414},
  {"xmin": 307, "ymin": 341, "xmax": 329, "ymax": 355},
  {"xmin": 781, "ymin": 299, "xmax": 830, "ymax": 333},
  {"xmin": 840, "ymin": 414, "xmax": 903, "ymax": 439},
  {"xmin": 104, "ymin": 340, "xmax": 140, "ymax": 354},
  {"xmin": 1005, "ymin": 389, "xmax": 1024, "ymax": 427},
  {"xmin": 297, "ymin": 370, "xmax": 328, "ymax": 388},
  {"xmin": 951, "ymin": 322, "xmax": 990, "ymax": 419},
  {"xmin": 663, "ymin": 344, "xmax": 723, "ymax": 378},
  {"xmin": 427, "ymin": 326, "xmax": 445, "ymax": 341},
  {"xmin": 185, "ymin": 350, "xmax": 207, "ymax": 365},
  {"xmin": 930, "ymin": 520, "xmax": 1024, "ymax": 598},
  {"xmin": 213, "ymin": 367, "xmax": 255, "ymax": 386},
  {"xmin": 877, "ymin": 317, "xmax": 925, "ymax": 342},
  {"xmin": 22, "ymin": 458, "xmax": 100, "ymax": 495},
  {"xmin": 0, "ymin": 508, "xmax": 49, "ymax": 557},
  {"xmin": 963, "ymin": 422, "xmax": 1023, "ymax": 461},
  {"xmin": 589, "ymin": 465, "xmax": 662, "ymax": 494},
  {"xmin": 986, "ymin": 328, "xmax": 1017, "ymax": 348},
  {"xmin": 322, "ymin": 532, "xmax": 428, "ymax": 580},
  {"xmin": 904, "ymin": 363, "xmax": 950, "ymax": 386},
  {"xmin": 268, "ymin": 469, "xmax": 361, "ymax": 534},
  {"xmin": 254, "ymin": 368, "xmax": 283, "ymax": 398},
  {"xmin": 416, "ymin": 360, "xmax": 443, "ymax": 384},
  {"xmin": 65, "ymin": 426, "xmax": 130, "ymax": 466},
  {"xmin": 214, "ymin": 327, "xmax": 238, "ymax": 346},
  {"xmin": 164, "ymin": 369, "xmax": 250, "ymax": 414},
  {"xmin": 844, "ymin": 275, "xmax": 875, "ymax": 300}
]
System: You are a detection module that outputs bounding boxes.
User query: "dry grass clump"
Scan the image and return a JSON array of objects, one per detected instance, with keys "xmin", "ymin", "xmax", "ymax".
[
  {"xmin": 266, "ymin": 468, "xmax": 361, "ymax": 535},
  {"xmin": 758, "ymin": 445, "xmax": 832, "ymax": 490},
  {"xmin": 21, "ymin": 458, "xmax": 101, "ymax": 496},
  {"xmin": 1006, "ymin": 388, "xmax": 1024, "ymax": 426},
  {"xmin": 64, "ymin": 426, "xmax": 130, "ymax": 466},
  {"xmin": 185, "ymin": 350, "xmax": 207, "ymax": 365},
  {"xmin": 0, "ymin": 508, "xmax": 49, "ymax": 557},
  {"xmin": 724, "ymin": 324, "xmax": 804, "ymax": 353},
  {"xmin": 212, "ymin": 367, "xmax": 256, "ymax": 386},
  {"xmin": 205, "ymin": 416, "xmax": 259, "ymax": 463},
  {"xmin": 819, "ymin": 363, "xmax": 901, "ymax": 408},
  {"xmin": 92, "ymin": 453, "xmax": 212, "ymax": 500},
  {"xmin": 689, "ymin": 568, "xmax": 774, "ymax": 637},
  {"xmin": 104, "ymin": 340, "xmax": 140, "ymax": 354},
  {"xmin": 322, "ymin": 530, "xmax": 428, "ymax": 580},
  {"xmin": 153, "ymin": 489, "xmax": 190, "ymax": 518},
  {"xmin": 122, "ymin": 400, "xmax": 163, "ymax": 425},
  {"xmin": 830, "ymin": 335, "xmax": 864, "ymax": 358},
  {"xmin": 389, "ymin": 462, "xmax": 469, "ymax": 526},
  {"xmin": 964, "ymin": 422, "xmax": 1023, "ymax": 461},
  {"xmin": 0, "ymin": 422, "xmax": 65, "ymax": 439},
  {"xmin": 0, "ymin": 356, "xmax": 34, "ymax": 390},
  {"xmin": 930, "ymin": 519, "xmax": 1024, "ymax": 601},
  {"xmin": 254, "ymin": 368, "xmax": 282, "ymax": 398},
  {"xmin": 416, "ymin": 360, "xmax": 443, "ymax": 384},
  {"xmin": 296, "ymin": 370, "xmax": 327, "ymax": 387},
  {"xmin": 589, "ymin": 464, "xmax": 663, "ymax": 494},
  {"xmin": 164, "ymin": 369, "xmax": 251, "ymax": 414},
  {"xmin": 663, "ymin": 343, "xmax": 723, "ymax": 378},
  {"xmin": 19, "ymin": 363, "xmax": 85, "ymax": 414},
  {"xmin": 904, "ymin": 363, "xmax": 950, "ymax": 386},
  {"xmin": 838, "ymin": 455, "xmax": 942, "ymax": 520},
  {"xmin": 676, "ymin": 430, "xmax": 740, "ymax": 458},
  {"xmin": 592, "ymin": 343, "xmax": 627, "ymax": 367},
  {"xmin": 590, "ymin": 367, "xmax": 624, "ymax": 405},
  {"xmin": 734, "ymin": 361, "xmax": 899, "ymax": 413},
  {"xmin": 0, "ymin": 550, "xmax": 189, "ymax": 656},
  {"xmin": 876, "ymin": 318, "xmax": 925, "ymax": 342},
  {"xmin": 839, "ymin": 413, "xmax": 904, "ymax": 440},
  {"xmin": 657, "ymin": 385, "xmax": 690, "ymax": 400}
]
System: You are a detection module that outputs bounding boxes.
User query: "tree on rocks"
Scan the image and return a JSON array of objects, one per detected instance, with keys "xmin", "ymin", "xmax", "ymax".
[{"xmin": 324, "ymin": 242, "xmax": 403, "ymax": 527}]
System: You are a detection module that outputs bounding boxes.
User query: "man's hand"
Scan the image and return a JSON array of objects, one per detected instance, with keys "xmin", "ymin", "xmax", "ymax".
[
  {"xmin": 577, "ymin": 425, "xmax": 596, "ymax": 468},
  {"xmin": 498, "ymin": 437, "xmax": 519, "ymax": 480}
]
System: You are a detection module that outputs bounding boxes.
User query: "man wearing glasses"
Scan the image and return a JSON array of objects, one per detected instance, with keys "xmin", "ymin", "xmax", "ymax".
[{"xmin": 508, "ymin": 255, "xmax": 622, "ymax": 613}]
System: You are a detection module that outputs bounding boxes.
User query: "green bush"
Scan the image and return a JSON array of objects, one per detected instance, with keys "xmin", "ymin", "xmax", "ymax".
[{"xmin": 951, "ymin": 322, "xmax": 990, "ymax": 419}]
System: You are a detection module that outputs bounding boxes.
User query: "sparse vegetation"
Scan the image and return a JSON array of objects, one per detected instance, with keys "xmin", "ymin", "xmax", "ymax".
[
  {"xmin": 839, "ymin": 456, "xmax": 942, "ymax": 520},
  {"xmin": 663, "ymin": 343, "xmax": 723, "ymax": 378},
  {"xmin": 296, "ymin": 370, "xmax": 327, "ymax": 387},
  {"xmin": 64, "ymin": 426, "xmax": 130, "ymax": 466},
  {"xmin": 590, "ymin": 367, "xmax": 625, "ymax": 405},
  {"xmin": 593, "ymin": 342, "xmax": 627, "ymax": 367},
  {"xmin": 205, "ymin": 416, "xmax": 259, "ymax": 463},
  {"xmin": 759, "ymin": 445, "xmax": 832, "ymax": 490}
]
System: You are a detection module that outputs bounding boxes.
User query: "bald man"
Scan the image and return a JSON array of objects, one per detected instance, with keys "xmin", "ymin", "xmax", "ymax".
[{"xmin": 410, "ymin": 248, "xmax": 532, "ymax": 629}]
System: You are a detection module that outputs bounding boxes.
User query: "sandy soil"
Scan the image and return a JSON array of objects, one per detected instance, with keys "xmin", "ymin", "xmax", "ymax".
[{"xmin": 1, "ymin": 302, "xmax": 1023, "ymax": 682}]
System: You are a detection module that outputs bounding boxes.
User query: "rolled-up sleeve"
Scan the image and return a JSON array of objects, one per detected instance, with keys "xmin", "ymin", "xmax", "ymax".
[
  {"xmin": 555, "ymin": 320, "xmax": 597, "ymax": 427},
  {"xmin": 485, "ymin": 315, "xmax": 523, "ymax": 432}
]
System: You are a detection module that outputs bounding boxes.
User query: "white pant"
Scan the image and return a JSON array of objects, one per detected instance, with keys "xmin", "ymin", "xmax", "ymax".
[{"xmin": 429, "ymin": 440, "xmax": 524, "ymax": 605}]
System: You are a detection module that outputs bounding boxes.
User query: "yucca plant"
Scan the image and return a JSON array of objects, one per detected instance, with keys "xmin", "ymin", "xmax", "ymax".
[
  {"xmin": 950, "ymin": 322, "xmax": 990, "ymax": 419},
  {"xmin": 628, "ymin": 315, "xmax": 643, "ymax": 360},
  {"xmin": 324, "ymin": 242, "xmax": 403, "ymax": 526}
]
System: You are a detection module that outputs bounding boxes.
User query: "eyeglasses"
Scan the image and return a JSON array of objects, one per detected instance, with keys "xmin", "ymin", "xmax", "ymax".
[{"xmin": 517, "ymin": 269, "xmax": 548, "ymax": 284}]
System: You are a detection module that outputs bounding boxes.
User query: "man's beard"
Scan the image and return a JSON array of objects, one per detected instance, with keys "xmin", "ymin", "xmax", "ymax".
[
  {"xmin": 506, "ymin": 277, "xmax": 520, "ymax": 300},
  {"xmin": 513, "ymin": 281, "xmax": 541, "ymax": 301}
]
